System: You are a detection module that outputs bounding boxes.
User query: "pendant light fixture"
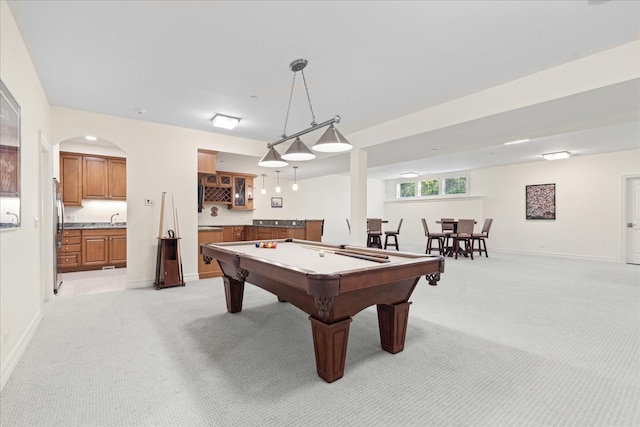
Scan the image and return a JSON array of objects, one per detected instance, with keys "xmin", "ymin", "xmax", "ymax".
[
  {"xmin": 292, "ymin": 166, "xmax": 299, "ymax": 191},
  {"xmin": 275, "ymin": 170, "xmax": 281, "ymax": 193},
  {"xmin": 258, "ymin": 58, "xmax": 352, "ymax": 168},
  {"xmin": 260, "ymin": 174, "xmax": 266, "ymax": 195}
]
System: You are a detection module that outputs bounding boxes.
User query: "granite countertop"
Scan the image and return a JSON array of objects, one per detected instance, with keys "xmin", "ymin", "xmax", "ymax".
[{"xmin": 65, "ymin": 222, "xmax": 127, "ymax": 229}]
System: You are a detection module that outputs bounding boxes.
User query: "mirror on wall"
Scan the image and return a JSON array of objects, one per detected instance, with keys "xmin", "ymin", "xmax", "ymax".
[{"xmin": 0, "ymin": 79, "xmax": 21, "ymax": 229}]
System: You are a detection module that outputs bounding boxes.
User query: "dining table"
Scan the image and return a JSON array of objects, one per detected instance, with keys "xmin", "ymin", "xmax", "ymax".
[{"xmin": 436, "ymin": 219, "xmax": 477, "ymax": 257}]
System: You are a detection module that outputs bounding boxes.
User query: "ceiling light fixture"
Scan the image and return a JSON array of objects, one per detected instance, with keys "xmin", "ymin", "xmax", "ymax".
[
  {"xmin": 211, "ymin": 114, "xmax": 240, "ymax": 130},
  {"xmin": 260, "ymin": 174, "xmax": 266, "ymax": 195},
  {"xmin": 292, "ymin": 166, "xmax": 299, "ymax": 191},
  {"xmin": 85, "ymin": 135, "xmax": 97, "ymax": 141},
  {"xmin": 542, "ymin": 151, "xmax": 571, "ymax": 160},
  {"xmin": 275, "ymin": 171, "xmax": 281, "ymax": 193},
  {"xmin": 504, "ymin": 138, "xmax": 530, "ymax": 146},
  {"xmin": 400, "ymin": 172, "xmax": 419, "ymax": 178},
  {"xmin": 258, "ymin": 58, "xmax": 352, "ymax": 167}
]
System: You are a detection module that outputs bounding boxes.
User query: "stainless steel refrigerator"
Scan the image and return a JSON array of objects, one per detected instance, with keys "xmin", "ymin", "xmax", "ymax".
[{"xmin": 54, "ymin": 178, "xmax": 64, "ymax": 294}]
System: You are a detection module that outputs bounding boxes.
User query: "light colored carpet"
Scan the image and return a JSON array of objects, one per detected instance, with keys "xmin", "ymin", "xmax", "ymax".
[{"xmin": 1, "ymin": 251, "xmax": 638, "ymax": 426}]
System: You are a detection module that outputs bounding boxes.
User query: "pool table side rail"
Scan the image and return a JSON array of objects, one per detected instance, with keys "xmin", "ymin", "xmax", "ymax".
[{"xmin": 200, "ymin": 239, "xmax": 445, "ymax": 295}]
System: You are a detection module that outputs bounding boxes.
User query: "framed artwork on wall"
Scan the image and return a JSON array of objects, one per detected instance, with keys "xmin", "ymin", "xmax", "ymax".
[
  {"xmin": 0, "ymin": 79, "xmax": 21, "ymax": 229},
  {"xmin": 526, "ymin": 183, "xmax": 556, "ymax": 220},
  {"xmin": 271, "ymin": 197, "xmax": 283, "ymax": 208}
]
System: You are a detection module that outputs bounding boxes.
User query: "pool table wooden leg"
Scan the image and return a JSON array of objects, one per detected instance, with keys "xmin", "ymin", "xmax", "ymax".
[
  {"xmin": 223, "ymin": 276, "xmax": 245, "ymax": 313},
  {"xmin": 377, "ymin": 301, "xmax": 412, "ymax": 354},
  {"xmin": 309, "ymin": 317, "xmax": 353, "ymax": 383}
]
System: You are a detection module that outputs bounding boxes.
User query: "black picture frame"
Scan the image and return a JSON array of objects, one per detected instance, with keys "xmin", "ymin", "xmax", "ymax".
[
  {"xmin": 271, "ymin": 197, "xmax": 283, "ymax": 208},
  {"xmin": 526, "ymin": 183, "xmax": 556, "ymax": 220}
]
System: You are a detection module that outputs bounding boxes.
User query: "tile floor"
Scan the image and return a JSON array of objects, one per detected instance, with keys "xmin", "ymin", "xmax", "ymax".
[{"xmin": 56, "ymin": 268, "xmax": 126, "ymax": 297}]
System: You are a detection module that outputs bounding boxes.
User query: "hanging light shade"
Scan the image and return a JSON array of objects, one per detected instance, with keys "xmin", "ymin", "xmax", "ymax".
[
  {"xmin": 258, "ymin": 59, "xmax": 350, "ymax": 167},
  {"xmin": 260, "ymin": 174, "xmax": 266, "ymax": 195},
  {"xmin": 275, "ymin": 170, "xmax": 281, "ymax": 193},
  {"xmin": 312, "ymin": 124, "xmax": 353, "ymax": 153},
  {"xmin": 292, "ymin": 166, "xmax": 299, "ymax": 191},
  {"xmin": 282, "ymin": 137, "xmax": 316, "ymax": 161},
  {"xmin": 258, "ymin": 147, "xmax": 288, "ymax": 168}
]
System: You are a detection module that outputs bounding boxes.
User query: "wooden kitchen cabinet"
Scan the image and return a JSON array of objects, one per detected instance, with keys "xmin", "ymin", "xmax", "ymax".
[
  {"xmin": 198, "ymin": 229, "xmax": 223, "ymax": 279},
  {"xmin": 57, "ymin": 229, "xmax": 82, "ymax": 271},
  {"xmin": 197, "ymin": 149, "xmax": 217, "ymax": 174},
  {"xmin": 231, "ymin": 175, "xmax": 254, "ymax": 210},
  {"xmin": 81, "ymin": 228, "xmax": 127, "ymax": 268},
  {"xmin": 83, "ymin": 155, "xmax": 127, "ymax": 200},
  {"xmin": 60, "ymin": 152, "xmax": 83, "ymax": 206}
]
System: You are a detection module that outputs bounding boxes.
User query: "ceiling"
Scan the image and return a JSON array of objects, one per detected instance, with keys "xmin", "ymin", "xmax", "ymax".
[{"xmin": 7, "ymin": 0, "xmax": 640, "ymax": 181}]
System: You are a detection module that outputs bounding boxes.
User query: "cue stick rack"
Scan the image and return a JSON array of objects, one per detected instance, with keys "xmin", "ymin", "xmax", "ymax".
[{"xmin": 154, "ymin": 192, "xmax": 185, "ymax": 289}]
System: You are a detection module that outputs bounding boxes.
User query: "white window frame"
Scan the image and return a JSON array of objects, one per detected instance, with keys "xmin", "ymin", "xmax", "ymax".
[{"xmin": 395, "ymin": 172, "xmax": 469, "ymax": 200}]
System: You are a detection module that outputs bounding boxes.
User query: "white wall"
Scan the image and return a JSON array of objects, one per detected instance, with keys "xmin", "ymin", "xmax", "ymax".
[
  {"xmin": 0, "ymin": 0, "xmax": 51, "ymax": 389},
  {"xmin": 382, "ymin": 149, "xmax": 640, "ymax": 260}
]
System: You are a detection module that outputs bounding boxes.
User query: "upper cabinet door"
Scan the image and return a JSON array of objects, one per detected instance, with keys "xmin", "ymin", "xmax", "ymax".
[
  {"xmin": 198, "ymin": 150, "xmax": 217, "ymax": 174},
  {"xmin": 83, "ymin": 156, "xmax": 109, "ymax": 199},
  {"xmin": 109, "ymin": 158, "xmax": 127, "ymax": 200},
  {"xmin": 81, "ymin": 155, "xmax": 126, "ymax": 200},
  {"xmin": 61, "ymin": 153, "xmax": 83, "ymax": 206}
]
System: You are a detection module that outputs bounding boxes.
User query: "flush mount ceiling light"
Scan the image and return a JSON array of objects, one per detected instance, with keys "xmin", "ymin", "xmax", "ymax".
[
  {"xmin": 400, "ymin": 172, "xmax": 419, "ymax": 178},
  {"xmin": 542, "ymin": 151, "xmax": 571, "ymax": 160},
  {"xmin": 258, "ymin": 58, "xmax": 352, "ymax": 168},
  {"xmin": 211, "ymin": 114, "xmax": 240, "ymax": 130},
  {"xmin": 85, "ymin": 135, "xmax": 97, "ymax": 141}
]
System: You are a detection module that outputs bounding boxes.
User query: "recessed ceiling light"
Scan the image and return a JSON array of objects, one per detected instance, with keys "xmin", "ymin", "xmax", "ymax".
[
  {"xmin": 400, "ymin": 172, "xmax": 419, "ymax": 178},
  {"xmin": 211, "ymin": 114, "xmax": 240, "ymax": 129},
  {"xmin": 542, "ymin": 151, "xmax": 571, "ymax": 160},
  {"xmin": 504, "ymin": 138, "xmax": 530, "ymax": 145},
  {"xmin": 85, "ymin": 135, "xmax": 97, "ymax": 141}
]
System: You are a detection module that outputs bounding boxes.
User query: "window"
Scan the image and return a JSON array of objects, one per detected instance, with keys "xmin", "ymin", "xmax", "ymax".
[
  {"xmin": 395, "ymin": 173, "xmax": 468, "ymax": 199},
  {"xmin": 421, "ymin": 179, "xmax": 439, "ymax": 196},
  {"xmin": 443, "ymin": 176, "xmax": 467, "ymax": 195},
  {"xmin": 398, "ymin": 182, "xmax": 416, "ymax": 198}
]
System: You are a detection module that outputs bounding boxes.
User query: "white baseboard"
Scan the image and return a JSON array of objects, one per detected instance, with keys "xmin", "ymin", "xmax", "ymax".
[{"xmin": 1, "ymin": 309, "xmax": 43, "ymax": 392}]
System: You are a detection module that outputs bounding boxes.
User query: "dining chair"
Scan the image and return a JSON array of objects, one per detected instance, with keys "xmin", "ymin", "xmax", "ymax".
[
  {"xmin": 451, "ymin": 219, "xmax": 475, "ymax": 259},
  {"xmin": 366, "ymin": 218, "xmax": 383, "ymax": 248},
  {"xmin": 471, "ymin": 218, "xmax": 493, "ymax": 257},
  {"xmin": 384, "ymin": 218, "xmax": 403, "ymax": 250},
  {"xmin": 421, "ymin": 218, "xmax": 446, "ymax": 255},
  {"xmin": 440, "ymin": 218, "xmax": 455, "ymax": 250}
]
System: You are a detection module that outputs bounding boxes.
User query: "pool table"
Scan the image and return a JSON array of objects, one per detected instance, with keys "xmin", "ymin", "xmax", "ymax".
[{"xmin": 201, "ymin": 238, "xmax": 444, "ymax": 382}]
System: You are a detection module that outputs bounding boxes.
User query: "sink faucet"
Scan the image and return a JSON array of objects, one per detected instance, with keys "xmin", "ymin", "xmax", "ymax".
[
  {"xmin": 110, "ymin": 213, "xmax": 119, "ymax": 224},
  {"xmin": 6, "ymin": 211, "xmax": 18, "ymax": 223}
]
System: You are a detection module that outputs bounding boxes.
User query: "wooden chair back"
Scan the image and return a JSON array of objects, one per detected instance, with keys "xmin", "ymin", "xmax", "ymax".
[
  {"xmin": 367, "ymin": 218, "xmax": 382, "ymax": 234},
  {"xmin": 456, "ymin": 219, "xmax": 475, "ymax": 236},
  {"xmin": 481, "ymin": 218, "xmax": 493, "ymax": 236},
  {"xmin": 441, "ymin": 218, "xmax": 455, "ymax": 233}
]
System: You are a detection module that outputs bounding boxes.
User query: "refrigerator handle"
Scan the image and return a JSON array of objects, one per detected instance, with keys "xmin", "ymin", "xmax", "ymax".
[{"xmin": 58, "ymin": 199, "xmax": 65, "ymax": 247}]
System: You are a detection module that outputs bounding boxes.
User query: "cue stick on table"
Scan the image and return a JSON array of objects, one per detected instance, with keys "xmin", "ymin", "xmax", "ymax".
[
  {"xmin": 302, "ymin": 244, "xmax": 389, "ymax": 260},
  {"xmin": 302, "ymin": 245, "xmax": 390, "ymax": 263}
]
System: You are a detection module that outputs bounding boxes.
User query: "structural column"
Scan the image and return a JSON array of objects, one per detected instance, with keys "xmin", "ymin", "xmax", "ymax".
[{"xmin": 349, "ymin": 148, "xmax": 367, "ymax": 246}]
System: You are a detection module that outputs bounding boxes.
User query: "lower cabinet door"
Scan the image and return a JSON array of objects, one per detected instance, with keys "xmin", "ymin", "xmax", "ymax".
[
  {"xmin": 82, "ymin": 236, "xmax": 109, "ymax": 266},
  {"xmin": 109, "ymin": 235, "xmax": 127, "ymax": 264}
]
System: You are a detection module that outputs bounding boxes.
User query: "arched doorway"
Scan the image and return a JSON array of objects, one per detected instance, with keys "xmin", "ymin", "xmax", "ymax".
[{"xmin": 53, "ymin": 136, "xmax": 128, "ymax": 297}]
